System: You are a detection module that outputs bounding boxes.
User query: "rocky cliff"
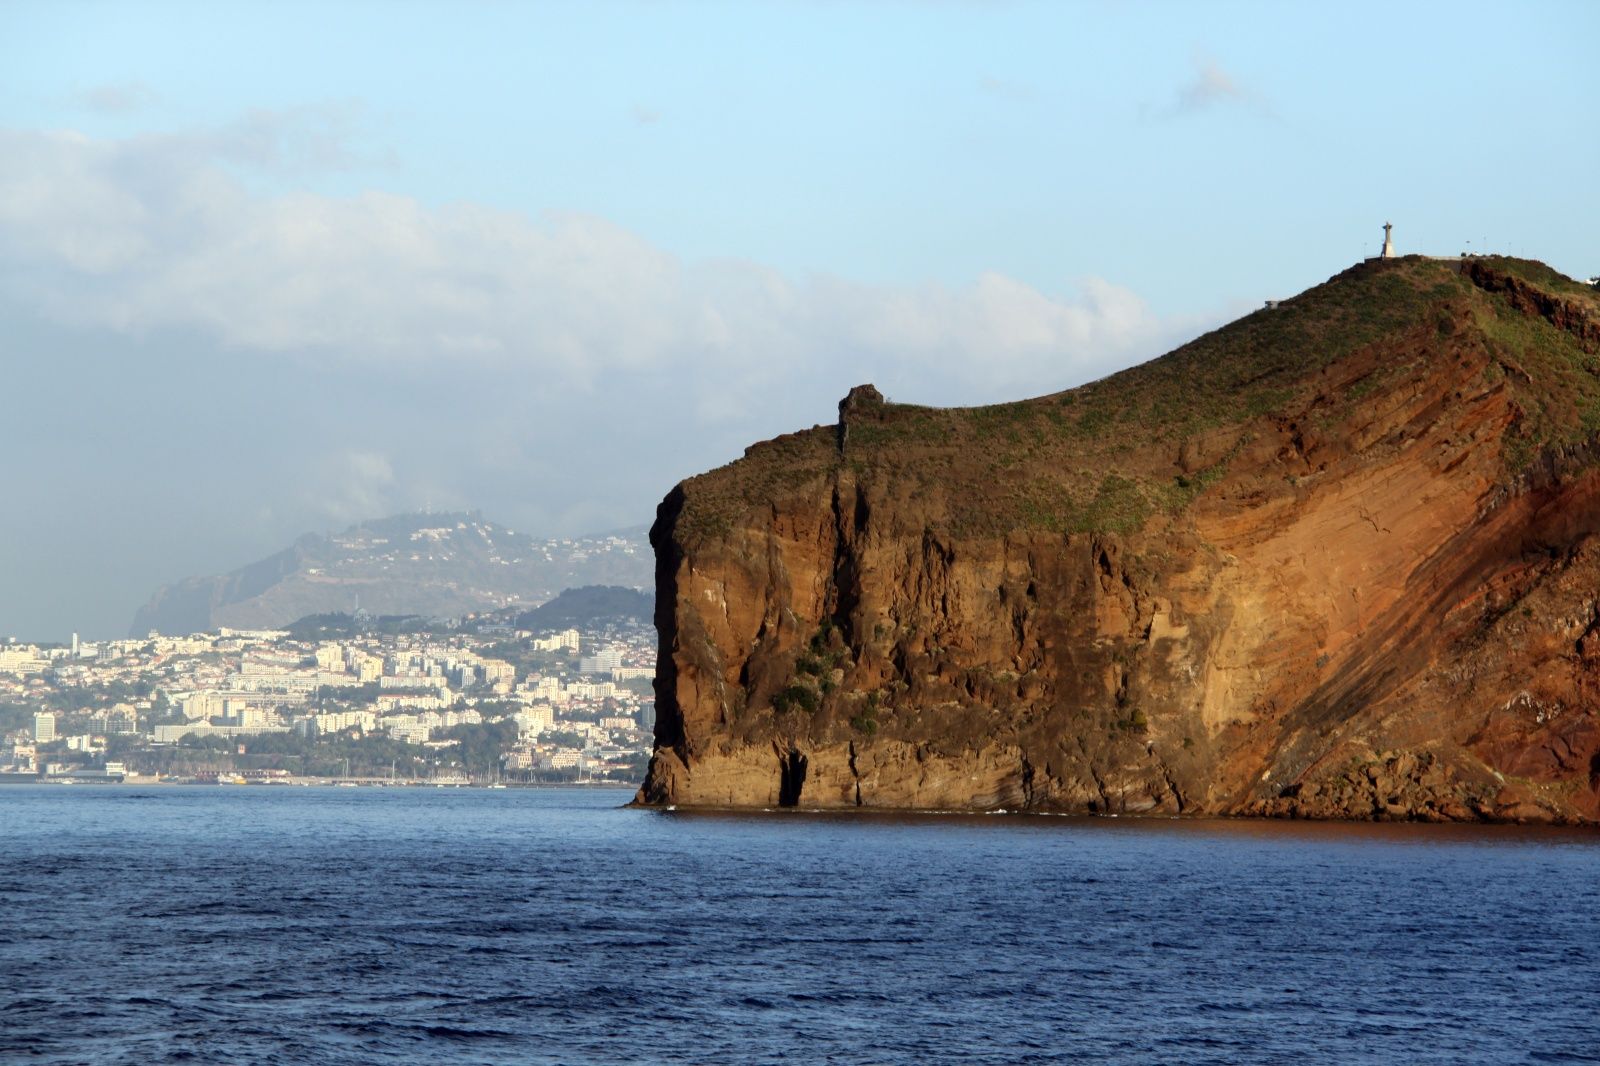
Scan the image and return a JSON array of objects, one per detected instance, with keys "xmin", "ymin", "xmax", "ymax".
[{"xmin": 636, "ymin": 256, "xmax": 1600, "ymax": 823}]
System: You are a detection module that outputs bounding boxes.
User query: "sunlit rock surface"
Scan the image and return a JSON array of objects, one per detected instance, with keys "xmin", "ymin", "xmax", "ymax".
[{"xmin": 638, "ymin": 257, "xmax": 1600, "ymax": 823}]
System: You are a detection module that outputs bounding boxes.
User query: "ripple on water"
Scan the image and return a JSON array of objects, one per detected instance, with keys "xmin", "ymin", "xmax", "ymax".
[{"xmin": 1, "ymin": 787, "xmax": 1598, "ymax": 1065}]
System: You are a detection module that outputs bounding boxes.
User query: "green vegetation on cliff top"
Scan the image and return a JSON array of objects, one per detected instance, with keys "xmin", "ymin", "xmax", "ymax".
[{"xmin": 676, "ymin": 256, "xmax": 1600, "ymax": 542}]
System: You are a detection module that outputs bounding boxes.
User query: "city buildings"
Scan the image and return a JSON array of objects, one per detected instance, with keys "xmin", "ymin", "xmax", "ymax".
[{"xmin": 0, "ymin": 615, "xmax": 657, "ymax": 785}]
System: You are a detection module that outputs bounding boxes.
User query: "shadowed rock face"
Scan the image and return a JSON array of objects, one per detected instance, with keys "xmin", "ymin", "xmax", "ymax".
[{"xmin": 636, "ymin": 257, "xmax": 1600, "ymax": 823}]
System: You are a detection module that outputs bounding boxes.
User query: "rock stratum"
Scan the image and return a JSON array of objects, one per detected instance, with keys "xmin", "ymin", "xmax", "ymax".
[{"xmin": 636, "ymin": 256, "xmax": 1600, "ymax": 824}]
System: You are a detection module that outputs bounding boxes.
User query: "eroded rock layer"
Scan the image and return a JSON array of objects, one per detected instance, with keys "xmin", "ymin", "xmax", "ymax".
[{"xmin": 637, "ymin": 257, "xmax": 1600, "ymax": 823}]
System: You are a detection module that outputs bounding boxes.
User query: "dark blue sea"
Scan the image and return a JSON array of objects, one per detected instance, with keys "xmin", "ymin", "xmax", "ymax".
[{"xmin": 2, "ymin": 786, "xmax": 1598, "ymax": 1064}]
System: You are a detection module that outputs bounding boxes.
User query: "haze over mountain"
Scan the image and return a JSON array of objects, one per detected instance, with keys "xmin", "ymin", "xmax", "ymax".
[{"xmin": 130, "ymin": 513, "xmax": 651, "ymax": 637}]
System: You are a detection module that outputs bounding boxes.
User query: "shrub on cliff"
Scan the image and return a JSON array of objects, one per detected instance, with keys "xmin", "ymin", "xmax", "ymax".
[{"xmin": 773, "ymin": 684, "xmax": 819, "ymax": 714}]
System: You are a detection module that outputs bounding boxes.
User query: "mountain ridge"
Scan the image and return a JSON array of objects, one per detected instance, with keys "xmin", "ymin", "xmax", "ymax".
[{"xmin": 130, "ymin": 512, "xmax": 651, "ymax": 636}]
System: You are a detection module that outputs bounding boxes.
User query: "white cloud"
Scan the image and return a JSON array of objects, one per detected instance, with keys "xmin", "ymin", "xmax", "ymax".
[
  {"xmin": 304, "ymin": 450, "xmax": 400, "ymax": 526},
  {"xmin": 0, "ymin": 124, "xmax": 1209, "ymax": 412},
  {"xmin": 0, "ymin": 118, "xmax": 1233, "ymax": 635},
  {"xmin": 1163, "ymin": 56, "xmax": 1272, "ymax": 119}
]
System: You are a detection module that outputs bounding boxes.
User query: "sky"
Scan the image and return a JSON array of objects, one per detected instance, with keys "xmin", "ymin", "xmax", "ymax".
[{"xmin": 2, "ymin": 0, "xmax": 1596, "ymax": 639}]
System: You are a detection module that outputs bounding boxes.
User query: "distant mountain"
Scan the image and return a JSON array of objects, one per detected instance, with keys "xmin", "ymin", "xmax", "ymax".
[
  {"xmin": 130, "ymin": 512, "xmax": 651, "ymax": 636},
  {"xmin": 515, "ymin": 585, "xmax": 654, "ymax": 630}
]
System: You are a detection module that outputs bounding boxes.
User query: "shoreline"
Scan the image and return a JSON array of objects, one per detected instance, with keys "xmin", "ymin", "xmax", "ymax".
[
  {"xmin": 631, "ymin": 798, "xmax": 1600, "ymax": 830},
  {"xmin": 1, "ymin": 776, "xmax": 636, "ymax": 790}
]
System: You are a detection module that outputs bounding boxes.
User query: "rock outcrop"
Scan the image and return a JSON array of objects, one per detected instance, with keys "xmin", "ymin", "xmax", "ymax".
[{"xmin": 636, "ymin": 256, "xmax": 1600, "ymax": 823}]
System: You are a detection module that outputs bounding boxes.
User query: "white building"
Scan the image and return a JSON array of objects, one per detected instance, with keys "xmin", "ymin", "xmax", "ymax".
[
  {"xmin": 311, "ymin": 710, "xmax": 378, "ymax": 735},
  {"xmin": 380, "ymin": 674, "xmax": 451, "ymax": 695},
  {"xmin": 351, "ymin": 654, "xmax": 383, "ymax": 683},
  {"xmin": 227, "ymin": 705, "xmax": 277, "ymax": 729},
  {"xmin": 377, "ymin": 692, "xmax": 452, "ymax": 712},
  {"xmin": 531, "ymin": 629, "xmax": 581, "ymax": 653},
  {"xmin": 32, "ymin": 712, "xmax": 56, "ymax": 743},
  {"xmin": 153, "ymin": 722, "xmax": 291, "ymax": 742},
  {"xmin": 541, "ymin": 751, "xmax": 584, "ymax": 770},
  {"xmin": 515, "ymin": 704, "xmax": 554, "ymax": 737},
  {"xmin": 579, "ymin": 647, "xmax": 623, "ymax": 675},
  {"xmin": 522, "ymin": 676, "xmax": 565, "ymax": 701},
  {"xmin": 0, "ymin": 645, "xmax": 46, "ymax": 675},
  {"xmin": 388, "ymin": 721, "xmax": 431, "ymax": 744},
  {"xmin": 181, "ymin": 691, "xmax": 227, "ymax": 722}
]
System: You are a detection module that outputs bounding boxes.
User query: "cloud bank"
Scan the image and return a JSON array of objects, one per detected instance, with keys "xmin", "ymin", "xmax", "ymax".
[
  {"xmin": 0, "ymin": 125, "xmax": 1200, "ymax": 399},
  {"xmin": 0, "ymin": 119, "xmax": 1219, "ymax": 635}
]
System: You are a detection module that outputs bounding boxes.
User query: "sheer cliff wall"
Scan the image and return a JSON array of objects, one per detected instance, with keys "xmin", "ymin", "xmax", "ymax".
[{"xmin": 637, "ymin": 257, "xmax": 1600, "ymax": 823}]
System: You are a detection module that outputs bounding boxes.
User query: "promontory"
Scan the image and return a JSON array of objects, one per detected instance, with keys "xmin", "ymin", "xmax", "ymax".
[{"xmin": 635, "ymin": 255, "xmax": 1600, "ymax": 823}]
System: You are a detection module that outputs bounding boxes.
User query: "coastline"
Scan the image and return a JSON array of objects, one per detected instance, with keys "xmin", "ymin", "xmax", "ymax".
[
  {"xmin": 630, "ymin": 796, "xmax": 1600, "ymax": 829},
  {"xmin": 2, "ymin": 776, "xmax": 633, "ymax": 790}
]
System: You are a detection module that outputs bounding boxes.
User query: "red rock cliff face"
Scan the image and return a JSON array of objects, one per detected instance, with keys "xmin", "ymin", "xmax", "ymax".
[{"xmin": 637, "ymin": 257, "xmax": 1600, "ymax": 823}]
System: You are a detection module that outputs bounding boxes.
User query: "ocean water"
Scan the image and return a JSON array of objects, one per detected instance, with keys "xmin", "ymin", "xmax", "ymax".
[{"xmin": 1, "ymin": 786, "xmax": 1597, "ymax": 1065}]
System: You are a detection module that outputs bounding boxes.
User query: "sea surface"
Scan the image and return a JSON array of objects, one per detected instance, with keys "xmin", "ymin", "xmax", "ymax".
[{"xmin": 2, "ymin": 786, "xmax": 1598, "ymax": 1065}]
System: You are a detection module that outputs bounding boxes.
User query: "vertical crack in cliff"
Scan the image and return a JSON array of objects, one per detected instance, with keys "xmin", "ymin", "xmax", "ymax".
[
  {"xmin": 778, "ymin": 745, "xmax": 809, "ymax": 807},
  {"xmin": 848, "ymin": 740, "xmax": 862, "ymax": 806},
  {"xmin": 828, "ymin": 479, "xmax": 865, "ymax": 641},
  {"xmin": 1074, "ymin": 735, "xmax": 1115, "ymax": 813},
  {"xmin": 1008, "ymin": 575, "xmax": 1037, "ymax": 666},
  {"xmin": 1152, "ymin": 748, "xmax": 1187, "ymax": 813}
]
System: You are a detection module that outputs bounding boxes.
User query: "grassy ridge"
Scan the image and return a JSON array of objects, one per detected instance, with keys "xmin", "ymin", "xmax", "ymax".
[{"xmin": 676, "ymin": 256, "xmax": 1598, "ymax": 543}]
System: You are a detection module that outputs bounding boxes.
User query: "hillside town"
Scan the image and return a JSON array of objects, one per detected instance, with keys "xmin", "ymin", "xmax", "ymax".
[{"xmin": 0, "ymin": 616, "xmax": 657, "ymax": 786}]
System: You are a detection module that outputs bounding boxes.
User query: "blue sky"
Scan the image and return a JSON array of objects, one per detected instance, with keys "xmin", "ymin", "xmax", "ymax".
[{"xmin": 2, "ymin": 1, "xmax": 1596, "ymax": 637}]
